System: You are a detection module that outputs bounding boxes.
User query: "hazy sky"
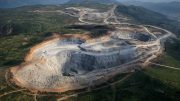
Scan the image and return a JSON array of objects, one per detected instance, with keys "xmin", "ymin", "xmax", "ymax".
[
  {"xmin": 1, "ymin": 0, "xmax": 180, "ymax": 3},
  {"xmin": 118, "ymin": 0, "xmax": 180, "ymax": 2}
]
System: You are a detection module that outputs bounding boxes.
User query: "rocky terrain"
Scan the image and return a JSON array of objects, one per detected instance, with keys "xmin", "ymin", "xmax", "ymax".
[
  {"xmin": 0, "ymin": 24, "xmax": 13, "ymax": 37},
  {"xmin": 8, "ymin": 5, "xmax": 173, "ymax": 93}
]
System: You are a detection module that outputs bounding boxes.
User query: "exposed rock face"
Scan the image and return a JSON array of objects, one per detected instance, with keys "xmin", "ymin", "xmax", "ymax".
[
  {"xmin": 62, "ymin": 45, "xmax": 136, "ymax": 76},
  {"xmin": 0, "ymin": 24, "xmax": 13, "ymax": 37}
]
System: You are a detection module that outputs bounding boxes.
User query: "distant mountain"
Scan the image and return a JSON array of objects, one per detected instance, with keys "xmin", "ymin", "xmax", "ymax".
[
  {"xmin": 120, "ymin": 1, "xmax": 180, "ymax": 20},
  {"xmin": 0, "ymin": 0, "xmax": 119, "ymax": 8},
  {"xmin": 116, "ymin": 4, "xmax": 180, "ymax": 36},
  {"xmin": 67, "ymin": 0, "xmax": 118, "ymax": 4},
  {"xmin": 0, "ymin": 0, "xmax": 69, "ymax": 8}
]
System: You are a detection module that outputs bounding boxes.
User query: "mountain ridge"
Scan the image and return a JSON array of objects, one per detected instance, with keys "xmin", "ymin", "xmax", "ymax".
[
  {"xmin": 0, "ymin": 0, "xmax": 69, "ymax": 8},
  {"xmin": 120, "ymin": 1, "xmax": 180, "ymax": 20}
]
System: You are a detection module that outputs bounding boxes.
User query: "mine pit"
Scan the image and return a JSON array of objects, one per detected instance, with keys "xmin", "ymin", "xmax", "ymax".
[
  {"xmin": 8, "ymin": 6, "xmax": 173, "ymax": 93},
  {"xmin": 8, "ymin": 24, "xmax": 171, "ymax": 93}
]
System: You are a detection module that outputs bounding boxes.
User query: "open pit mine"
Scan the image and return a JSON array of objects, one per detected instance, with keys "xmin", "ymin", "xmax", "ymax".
[{"xmin": 8, "ymin": 5, "xmax": 172, "ymax": 93}]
